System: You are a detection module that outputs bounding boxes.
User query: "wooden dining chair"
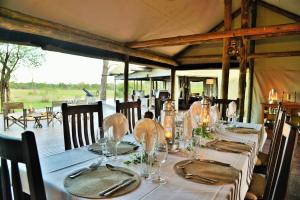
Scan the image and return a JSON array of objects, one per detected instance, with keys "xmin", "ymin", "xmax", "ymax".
[
  {"xmin": 246, "ymin": 122, "xmax": 298, "ymax": 200},
  {"xmin": 211, "ymin": 98, "xmax": 239, "ymax": 120},
  {"xmin": 254, "ymin": 104, "xmax": 284, "ymax": 174},
  {"xmin": 0, "ymin": 131, "xmax": 46, "ymax": 200},
  {"xmin": 154, "ymin": 98, "xmax": 163, "ymax": 120},
  {"xmin": 61, "ymin": 101, "xmax": 103, "ymax": 150},
  {"xmin": 116, "ymin": 100, "xmax": 141, "ymax": 133}
]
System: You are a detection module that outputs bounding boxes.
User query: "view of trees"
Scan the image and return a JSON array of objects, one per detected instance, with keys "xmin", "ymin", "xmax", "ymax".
[{"xmin": 0, "ymin": 43, "xmax": 45, "ymax": 108}]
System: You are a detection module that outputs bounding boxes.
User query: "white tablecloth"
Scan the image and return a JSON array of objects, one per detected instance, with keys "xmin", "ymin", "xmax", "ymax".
[{"xmin": 19, "ymin": 122, "xmax": 266, "ymax": 200}]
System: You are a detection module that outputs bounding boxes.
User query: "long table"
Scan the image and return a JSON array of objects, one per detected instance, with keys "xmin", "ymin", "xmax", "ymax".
[{"xmin": 19, "ymin": 122, "xmax": 266, "ymax": 200}]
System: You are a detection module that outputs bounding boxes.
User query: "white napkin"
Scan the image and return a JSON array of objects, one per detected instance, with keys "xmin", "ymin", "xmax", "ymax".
[
  {"xmin": 210, "ymin": 105, "xmax": 221, "ymax": 123},
  {"xmin": 183, "ymin": 111, "xmax": 193, "ymax": 140},
  {"xmin": 189, "ymin": 101, "xmax": 202, "ymax": 128},
  {"xmin": 133, "ymin": 118, "xmax": 163, "ymax": 152},
  {"xmin": 227, "ymin": 101, "xmax": 237, "ymax": 117},
  {"xmin": 103, "ymin": 113, "xmax": 129, "ymax": 140}
]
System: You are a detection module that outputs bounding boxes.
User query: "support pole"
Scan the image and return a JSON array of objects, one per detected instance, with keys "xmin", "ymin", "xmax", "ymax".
[
  {"xmin": 221, "ymin": 0, "xmax": 232, "ymax": 117},
  {"xmin": 247, "ymin": 0, "xmax": 257, "ymax": 123},
  {"xmin": 171, "ymin": 68, "xmax": 176, "ymax": 100},
  {"xmin": 124, "ymin": 55, "xmax": 129, "ymax": 102},
  {"xmin": 238, "ymin": 0, "xmax": 250, "ymax": 122}
]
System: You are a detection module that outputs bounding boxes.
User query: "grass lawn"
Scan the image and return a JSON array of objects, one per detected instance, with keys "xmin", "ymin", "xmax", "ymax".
[{"xmin": 9, "ymin": 88, "xmax": 115, "ymax": 109}]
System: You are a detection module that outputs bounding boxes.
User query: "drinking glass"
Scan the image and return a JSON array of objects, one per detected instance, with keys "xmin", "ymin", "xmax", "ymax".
[
  {"xmin": 140, "ymin": 134, "xmax": 156, "ymax": 179},
  {"xmin": 96, "ymin": 127, "xmax": 107, "ymax": 162},
  {"xmin": 152, "ymin": 141, "xmax": 168, "ymax": 184},
  {"xmin": 107, "ymin": 127, "xmax": 126, "ymax": 160}
]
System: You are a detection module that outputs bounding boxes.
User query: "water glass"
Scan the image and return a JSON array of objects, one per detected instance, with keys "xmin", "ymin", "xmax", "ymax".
[{"xmin": 152, "ymin": 141, "xmax": 168, "ymax": 184}]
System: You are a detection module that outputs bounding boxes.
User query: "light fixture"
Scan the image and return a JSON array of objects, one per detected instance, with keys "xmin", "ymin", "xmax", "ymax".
[
  {"xmin": 268, "ymin": 88, "xmax": 278, "ymax": 104},
  {"xmin": 227, "ymin": 37, "xmax": 242, "ymax": 57}
]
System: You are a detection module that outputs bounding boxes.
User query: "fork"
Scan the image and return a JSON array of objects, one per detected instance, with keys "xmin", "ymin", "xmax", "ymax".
[{"xmin": 69, "ymin": 160, "xmax": 102, "ymax": 178}]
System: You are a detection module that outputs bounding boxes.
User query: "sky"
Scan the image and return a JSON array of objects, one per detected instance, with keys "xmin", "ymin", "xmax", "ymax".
[{"xmin": 13, "ymin": 51, "xmax": 117, "ymax": 84}]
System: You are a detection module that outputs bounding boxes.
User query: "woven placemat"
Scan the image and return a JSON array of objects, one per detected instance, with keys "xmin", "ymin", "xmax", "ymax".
[
  {"xmin": 206, "ymin": 140, "xmax": 252, "ymax": 153},
  {"xmin": 64, "ymin": 166, "xmax": 140, "ymax": 198},
  {"xmin": 226, "ymin": 127, "xmax": 259, "ymax": 134},
  {"xmin": 88, "ymin": 141, "xmax": 139, "ymax": 155},
  {"xmin": 174, "ymin": 159, "xmax": 239, "ymax": 185}
]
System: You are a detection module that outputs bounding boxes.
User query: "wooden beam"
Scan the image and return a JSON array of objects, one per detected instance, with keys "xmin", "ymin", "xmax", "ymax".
[
  {"xmin": 238, "ymin": 0, "xmax": 250, "ymax": 122},
  {"xmin": 176, "ymin": 62, "xmax": 240, "ymax": 70},
  {"xmin": 174, "ymin": 8, "xmax": 241, "ymax": 59},
  {"xmin": 128, "ymin": 23, "xmax": 300, "ymax": 48},
  {"xmin": 221, "ymin": 0, "xmax": 232, "ymax": 117},
  {"xmin": 258, "ymin": 1, "xmax": 300, "ymax": 22},
  {"xmin": 0, "ymin": 7, "xmax": 177, "ymax": 66},
  {"xmin": 248, "ymin": 51, "xmax": 300, "ymax": 59},
  {"xmin": 247, "ymin": 0, "xmax": 257, "ymax": 123},
  {"xmin": 171, "ymin": 68, "xmax": 176, "ymax": 100},
  {"xmin": 178, "ymin": 51, "xmax": 300, "ymax": 62},
  {"xmin": 124, "ymin": 56, "xmax": 129, "ymax": 102}
]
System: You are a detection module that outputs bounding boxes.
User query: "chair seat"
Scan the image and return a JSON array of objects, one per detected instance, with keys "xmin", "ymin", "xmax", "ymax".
[
  {"xmin": 245, "ymin": 173, "xmax": 266, "ymax": 200},
  {"xmin": 256, "ymin": 152, "xmax": 269, "ymax": 166}
]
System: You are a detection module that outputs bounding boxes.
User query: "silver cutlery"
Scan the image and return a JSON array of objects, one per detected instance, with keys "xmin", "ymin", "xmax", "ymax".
[
  {"xmin": 102, "ymin": 178, "xmax": 136, "ymax": 196},
  {"xmin": 106, "ymin": 164, "xmax": 134, "ymax": 177},
  {"xmin": 184, "ymin": 173, "xmax": 218, "ymax": 184},
  {"xmin": 68, "ymin": 161, "xmax": 101, "ymax": 178},
  {"xmin": 98, "ymin": 178, "xmax": 132, "ymax": 196}
]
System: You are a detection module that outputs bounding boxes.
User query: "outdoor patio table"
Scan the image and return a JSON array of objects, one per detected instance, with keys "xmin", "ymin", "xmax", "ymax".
[{"xmin": 18, "ymin": 122, "xmax": 266, "ymax": 200}]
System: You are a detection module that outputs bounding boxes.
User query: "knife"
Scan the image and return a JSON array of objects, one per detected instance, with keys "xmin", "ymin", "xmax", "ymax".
[
  {"xmin": 98, "ymin": 178, "xmax": 131, "ymax": 196},
  {"xmin": 102, "ymin": 178, "xmax": 136, "ymax": 196},
  {"xmin": 106, "ymin": 164, "xmax": 135, "ymax": 177}
]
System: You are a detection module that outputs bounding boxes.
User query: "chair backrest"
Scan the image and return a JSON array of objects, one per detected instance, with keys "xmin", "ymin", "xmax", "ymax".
[
  {"xmin": 263, "ymin": 123, "xmax": 298, "ymax": 200},
  {"xmin": 0, "ymin": 131, "xmax": 46, "ymax": 200},
  {"xmin": 116, "ymin": 100, "xmax": 141, "ymax": 133},
  {"xmin": 3, "ymin": 102, "xmax": 24, "ymax": 115},
  {"xmin": 154, "ymin": 98, "xmax": 164, "ymax": 120},
  {"xmin": 266, "ymin": 110, "xmax": 286, "ymax": 179},
  {"xmin": 211, "ymin": 98, "xmax": 239, "ymax": 119},
  {"xmin": 267, "ymin": 103, "xmax": 283, "ymax": 160},
  {"xmin": 61, "ymin": 101, "xmax": 103, "ymax": 150}
]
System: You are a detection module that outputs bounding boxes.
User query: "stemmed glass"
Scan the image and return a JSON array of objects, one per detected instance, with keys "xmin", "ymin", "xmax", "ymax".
[
  {"xmin": 152, "ymin": 140, "xmax": 168, "ymax": 184},
  {"xmin": 106, "ymin": 127, "xmax": 126, "ymax": 160},
  {"xmin": 96, "ymin": 127, "xmax": 107, "ymax": 162}
]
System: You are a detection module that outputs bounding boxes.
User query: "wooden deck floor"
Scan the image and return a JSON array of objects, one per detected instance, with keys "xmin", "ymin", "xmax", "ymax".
[{"xmin": 0, "ymin": 104, "xmax": 299, "ymax": 200}]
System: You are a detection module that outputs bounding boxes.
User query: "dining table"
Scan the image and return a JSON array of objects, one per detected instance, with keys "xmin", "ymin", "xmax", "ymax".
[{"xmin": 19, "ymin": 121, "xmax": 267, "ymax": 200}]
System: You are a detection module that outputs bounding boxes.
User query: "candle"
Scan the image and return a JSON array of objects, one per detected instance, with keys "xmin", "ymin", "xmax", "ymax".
[{"xmin": 165, "ymin": 130, "xmax": 172, "ymax": 139}]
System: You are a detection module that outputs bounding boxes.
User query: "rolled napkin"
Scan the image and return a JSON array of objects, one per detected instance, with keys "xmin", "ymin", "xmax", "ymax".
[
  {"xmin": 210, "ymin": 105, "xmax": 221, "ymax": 123},
  {"xmin": 189, "ymin": 101, "xmax": 203, "ymax": 128},
  {"xmin": 133, "ymin": 119, "xmax": 165, "ymax": 152},
  {"xmin": 103, "ymin": 113, "xmax": 129, "ymax": 140},
  {"xmin": 226, "ymin": 101, "xmax": 237, "ymax": 118},
  {"xmin": 183, "ymin": 111, "xmax": 193, "ymax": 140}
]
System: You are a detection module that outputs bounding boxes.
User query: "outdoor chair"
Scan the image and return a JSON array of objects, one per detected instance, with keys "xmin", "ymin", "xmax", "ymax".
[
  {"xmin": 2, "ymin": 102, "xmax": 27, "ymax": 130},
  {"xmin": 46, "ymin": 100, "xmax": 66, "ymax": 127},
  {"xmin": 0, "ymin": 131, "xmax": 47, "ymax": 200},
  {"xmin": 154, "ymin": 98, "xmax": 165, "ymax": 121},
  {"xmin": 61, "ymin": 101, "xmax": 103, "ymax": 150},
  {"xmin": 116, "ymin": 99, "xmax": 141, "ymax": 133},
  {"xmin": 211, "ymin": 98, "xmax": 239, "ymax": 120},
  {"xmin": 245, "ymin": 122, "xmax": 298, "ymax": 200}
]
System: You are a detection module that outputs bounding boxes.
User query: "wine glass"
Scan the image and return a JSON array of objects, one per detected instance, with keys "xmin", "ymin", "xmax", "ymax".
[
  {"xmin": 109, "ymin": 127, "xmax": 126, "ymax": 160},
  {"xmin": 152, "ymin": 140, "xmax": 168, "ymax": 184},
  {"xmin": 96, "ymin": 127, "xmax": 107, "ymax": 163}
]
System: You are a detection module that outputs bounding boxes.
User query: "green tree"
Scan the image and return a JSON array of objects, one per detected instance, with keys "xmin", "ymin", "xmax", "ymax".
[{"xmin": 0, "ymin": 43, "xmax": 45, "ymax": 108}]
